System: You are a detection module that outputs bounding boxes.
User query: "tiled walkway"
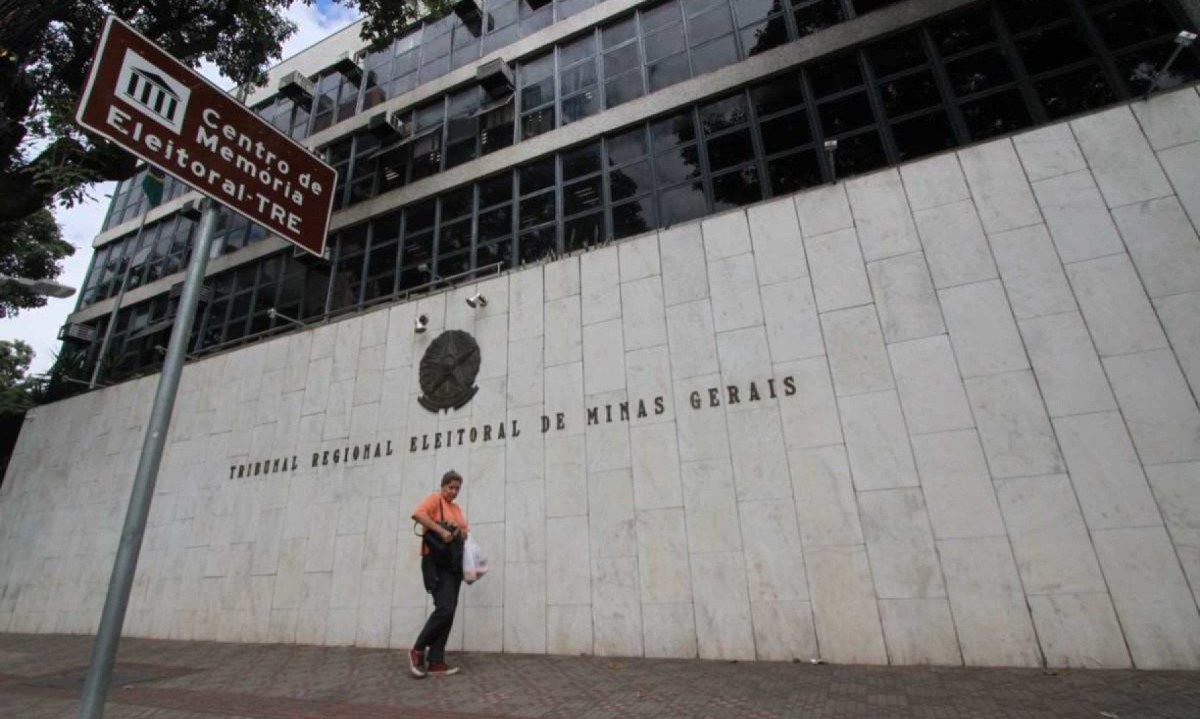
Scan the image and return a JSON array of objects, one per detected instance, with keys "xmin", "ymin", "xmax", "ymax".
[{"xmin": 2, "ymin": 633, "xmax": 1199, "ymax": 718}]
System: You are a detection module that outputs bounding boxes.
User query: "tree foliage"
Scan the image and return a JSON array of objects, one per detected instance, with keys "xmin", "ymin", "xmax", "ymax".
[
  {"xmin": 0, "ymin": 339, "xmax": 35, "ymax": 414},
  {"xmin": 0, "ymin": 0, "xmax": 429, "ymax": 228},
  {"xmin": 0, "ymin": 209, "xmax": 74, "ymax": 317}
]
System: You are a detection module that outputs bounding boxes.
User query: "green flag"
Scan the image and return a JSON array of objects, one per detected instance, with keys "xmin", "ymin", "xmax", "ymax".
[{"xmin": 141, "ymin": 166, "xmax": 166, "ymax": 208}]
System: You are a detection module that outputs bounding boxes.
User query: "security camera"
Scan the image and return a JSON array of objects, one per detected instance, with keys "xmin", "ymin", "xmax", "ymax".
[
  {"xmin": 414, "ymin": 314, "xmax": 429, "ymax": 333},
  {"xmin": 466, "ymin": 292, "xmax": 487, "ymax": 308}
]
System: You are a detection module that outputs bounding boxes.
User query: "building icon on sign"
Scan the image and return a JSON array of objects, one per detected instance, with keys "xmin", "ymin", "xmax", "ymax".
[{"xmin": 116, "ymin": 48, "xmax": 190, "ymax": 134}]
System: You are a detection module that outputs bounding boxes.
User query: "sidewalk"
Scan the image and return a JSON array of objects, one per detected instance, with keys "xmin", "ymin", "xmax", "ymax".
[{"xmin": 1, "ymin": 633, "xmax": 1198, "ymax": 718}]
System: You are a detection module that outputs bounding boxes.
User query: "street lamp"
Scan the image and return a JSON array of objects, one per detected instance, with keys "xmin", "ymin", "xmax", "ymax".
[{"xmin": 0, "ymin": 273, "xmax": 77, "ymax": 298}]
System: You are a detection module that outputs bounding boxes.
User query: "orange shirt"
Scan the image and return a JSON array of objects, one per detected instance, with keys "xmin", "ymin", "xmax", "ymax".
[{"xmin": 413, "ymin": 493, "xmax": 468, "ymax": 556}]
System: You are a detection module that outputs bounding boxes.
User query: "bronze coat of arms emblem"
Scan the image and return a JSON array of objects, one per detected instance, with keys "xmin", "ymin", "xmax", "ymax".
[{"xmin": 418, "ymin": 330, "xmax": 481, "ymax": 411}]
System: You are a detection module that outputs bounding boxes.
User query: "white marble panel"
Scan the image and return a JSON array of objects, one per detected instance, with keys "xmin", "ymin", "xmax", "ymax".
[
  {"xmin": 303, "ymin": 502, "xmax": 339, "ymax": 573},
  {"xmin": 1067, "ymin": 255, "xmax": 1168, "ymax": 357},
  {"xmin": 989, "ymin": 224, "xmax": 1077, "ymax": 320},
  {"xmin": 588, "ymin": 468, "xmax": 636, "ymax": 558},
  {"xmin": 504, "ymin": 561, "xmax": 547, "ymax": 654},
  {"xmin": 965, "ymin": 370, "xmax": 1064, "ymax": 479},
  {"xmin": 911, "ymin": 430, "xmax": 1004, "ymax": 540},
  {"xmin": 301, "ymin": 357, "xmax": 333, "ymax": 416},
  {"xmin": 582, "ymin": 319, "xmax": 626, "ymax": 395},
  {"xmin": 900, "ymin": 153, "xmax": 969, "ymax": 211},
  {"xmin": 673, "ymin": 375, "xmax": 731, "ymax": 462},
  {"xmin": 356, "ymin": 568, "xmax": 393, "ymax": 648},
  {"xmin": 1160, "ymin": 141, "xmax": 1200, "ymax": 231},
  {"xmin": 642, "ymin": 602, "xmax": 698, "ymax": 658},
  {"xmin": 749, "ymin": 196, "xmax": 807, "ymax": 286},
  {"xmin": 282, "ymin": 332, "xmax": 312, "ymax": 392},
  {"xmin": 591, "ymin": 556, "xmax": 642, "ymax": 656},
  {"xmin": 506, "ymin": 267, "xmax": 544, "ymax": 343},
  {"xmin": 463, "ymin": 605, "xmax": 504, "ymax": 652},
  {"xmin": 804, "ymin": 228, "xmax": 872, "ymax": 312},
  {"xmin": 913, "ymin": 199, "xmax": 997, "ymax": 289},
  {"xmin": 888, "ymin": 335, "xmax": 973, "ymax": 436},
  {"xmin": 621, "ymin": 276, "xmax": 668, "ymax": 351},
  {"xmin": 838, "ymin": 390, "xmax": 918, "ymax": 492},
  {"xmin": 1092, "ymin": 526, "xmax": 1200, "ymax": 668},
  {"xmin": 666, "ymin": 299, "xmax": 720, "ymax": 380},
  {"xmin": 794, "ymin": 183, "xmax": 854, "ymax": 237},
  {"xmin": 690, "ymin": 551, "xmax": 755, "ymax": 660},
  {"xmin": 858, "ymin": 488, "xmax": 945, "ymax": 599},
  {"xmin": 636, "ymin": 507, "xmax": 691, "ymax": 604},
  {"xmin": 716, "ymin": 327, "xmax": 773, "ymax": 400},
  {"xmin": 1104, "ymin": 350, "xmax": 1200, "ymax": 464},
  {"xmin": 467, "ymin": 445, "xmax": 506, "ymax": 524},
  {"xmin": 505, "ymin": 405, "xmax": 544, "ymax": 485},
  {"xmin": 475, "ymin": 313, "xmax": 510, "ymax": 382},
  {"xmin": 382, "ymin": 303, "xmax": 417, "ymax": 372},
  {"xmin": 939, "ymin": 280, "xmax": 1028, "ymax": 378},
  {"xmin": 1019, "ymin": 312, "xmax": 1115, "ymax": 417},
  {"xmin": 1113, "ymin": 196, "xmax": 1200, "ymax": 298},
  {"xmin": 585, "ymin": 390, "xmax": 632, "ymax": 472},
  {"xmin": 789, "ymin": 444, "xmax": 861, "ymax": 548},
  {"xmin": 332, "ymin": 318, "xmax": 362, "ymax": 382},
  {"xmin": 1145, "ymin": 462, "xmax": 1200, "ymax": 608},
  {"xmin": 727, "ymin": 407, "xmax": 792, "ymax": 501},
  {"xmin": 546, "ymin": 604, "xmax": 593, "ymax": 656},
  {"xmin": 994, "ymin": 475, "xmax": 1107, "ymax": 596},
  {"xmin": 777, "ymin": 357, "xmax": 842, "ymax": 450},
  {"xmin": 804, "ymin": 545, "xmax": 888, "ymax": 664},
  {"xmin": 618, "ymin": 233, "xmax": 660, "ymax": 282},
  {"xmin": 1071, "ymin": 106, "xmax": 1173, "ymax": 207},
  {"xmin": 749, "ymin": 600, "xmax": 816, "ymax": 661},
  {"xmin": 957, "ymin": 139, "xmax": 1042, "ymax": 234},
  {"xmin": 659, "ymin": 223, "xmax": 709, "ymax": 306},
  {"xmin": 1155, "ymin": 292, "xmax": 1200, "ymax": 397},
  {"xmin": 505, "ymin": 480, "xmax": 545, "ymax": 563},
  {"xmin": 1132, "ymin": 87, "xmax": 1200, "ymax": 149},
  {"xmin": 821, "ymin": 305, "xmax": 893, "ymax": 397},
  {"xmin": 506, "ymin": 336, "xmax": 544, "ymax": 408},
  {"xmin": 1013, "ymin": 122, "xmax": 1087, "ymax": 182},
  {"xmin": 867, "ymin": 253, "xmax": 945, "ymax": 343},
  {"xmin": 760, "ymin": 279, "xmax": 823, "ymax": 363},
  {"xmin": 1032, "ymin": 170, "xmax": 1125, "ymax": 264},
  {"xmin": 702, "ymin": 208, "xmax": 752, "ymax": 261},
  {"xmin": 937, "ymin": 536, "xmax": 1041, "ymax": 667},
  {"xmin": 359, "ymin": 307, "xmax": 389, "ymax": 349},
  {"xmin": 738, "ymin": 499, "xmax": 807, "ymax": 601},
  {"xmin": 846, "ymin": 169, "xmax": 921, "ymax": 261},
  {"xmin": 625, "ymin": 345, "xmax": 674, "ymax": 427},
  {"xmin": 1028, "ymin": 593, "xmax": 1131, "ymax": 669},
  {"xmin": 547, "ymin": 515, "xmax": 591, "ymax": 606},
  {"xmin": 545, "ymin": 434, "xmax": 587, "ymax": 518},
  {"xmin": 681, "ymin": 458, "xmax": 740, "ymax": 554},
  {"xmin": 545, "ymin": 256, "xmax": 580, "ymax": 301},
  {"xmin": 544, "ymin": 361, "xmax": 585, "ymax": 438},
  {"xmin": 581, "ymin": 246, "xmax": 621, "ymax": 325},
  {"xmin": 630, "ymin": 422, "xmax": 684, "ymax": 511},
  {"xmin": 878, "ymin": 598, "xmax": 961, "ymax": 666},
  {"xmin": 708, "ymin": 254, "xmax": 764, "ymax": 333}
]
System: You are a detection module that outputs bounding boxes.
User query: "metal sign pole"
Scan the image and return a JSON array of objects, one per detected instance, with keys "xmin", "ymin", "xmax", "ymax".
[{"xmin": 77, "ymin": 199, "xmax": 218, "ymax": 719}]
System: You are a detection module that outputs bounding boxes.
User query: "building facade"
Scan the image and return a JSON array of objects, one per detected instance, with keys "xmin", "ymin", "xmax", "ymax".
[{"xmin": 3, "ymin": 0, "xmax": 1200, "ymax": 668}]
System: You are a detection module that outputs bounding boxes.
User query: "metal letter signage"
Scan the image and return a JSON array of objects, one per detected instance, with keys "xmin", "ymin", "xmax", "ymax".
[
  {"xmin": 75, "ymin": 15, "xmax": 336, "ymax": 257},
  {"xmin": 418, "ymin": 330, "xmax": 481, "ymax": 411}
]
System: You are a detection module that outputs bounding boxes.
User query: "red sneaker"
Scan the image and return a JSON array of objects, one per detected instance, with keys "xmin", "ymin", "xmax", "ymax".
[
  {"xmin": 427, "ymin": 661, "xmax": 460, "ymax": 676},
  {"xmin": 408, "ymin": 649, "xmax": 426, "ymax": 678}
]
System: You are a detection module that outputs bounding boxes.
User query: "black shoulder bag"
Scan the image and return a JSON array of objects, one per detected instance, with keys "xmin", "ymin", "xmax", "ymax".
[{"xmin": 421, "ymin": 499, "xmax": 464, "ymax": 572}]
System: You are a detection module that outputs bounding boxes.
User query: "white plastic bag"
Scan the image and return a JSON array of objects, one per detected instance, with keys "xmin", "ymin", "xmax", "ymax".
[{"xmin": 462, "ymin": 536, "xmax": 489, "ymax": 584}]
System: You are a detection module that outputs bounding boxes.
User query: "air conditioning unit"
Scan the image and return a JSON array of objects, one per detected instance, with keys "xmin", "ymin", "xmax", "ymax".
[
  {"xmin": 367, "ymin": 110, "xmax": 413, "ymax": 140},
  {"xmin": 278, "ymin": 71, "xmax": 315, "ymax": 104},
  {"xmin": 477, "ymin": 59, "xmax": 514, "ymax": 98},
  {"xmin": 453, "ymin": 0, "xmax": 484, "ymax": 34},
  {"xmin": 59, "ymin": 323, "xmax": 97, "ymax": 343},
  {"xmin": 330, "ymin": 52, "xmax": 363, "ymax": 84}
]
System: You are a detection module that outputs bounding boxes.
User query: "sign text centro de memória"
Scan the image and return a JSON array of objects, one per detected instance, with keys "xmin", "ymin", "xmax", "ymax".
[{"xmin": 75, "ymin": 15, "xmax": 336, "ymax": 257}]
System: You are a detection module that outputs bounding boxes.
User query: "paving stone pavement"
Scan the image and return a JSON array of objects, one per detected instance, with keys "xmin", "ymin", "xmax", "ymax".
[{"xmin": 2, "ymin": 633, "xmax": 1199, "ymax": 718}]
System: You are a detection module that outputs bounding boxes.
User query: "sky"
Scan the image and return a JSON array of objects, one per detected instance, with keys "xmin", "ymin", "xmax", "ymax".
[{"xmin": 0, "ymin": 2, "xmax": 361, "ymax": 376}]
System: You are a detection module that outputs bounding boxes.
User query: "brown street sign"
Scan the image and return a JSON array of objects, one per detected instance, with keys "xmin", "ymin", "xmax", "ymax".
[{"xmin": 76, "ymin": 15, "xmax": 336, "ymax": 257}]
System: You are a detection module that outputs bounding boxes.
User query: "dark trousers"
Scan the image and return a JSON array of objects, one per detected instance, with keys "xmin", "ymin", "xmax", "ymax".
[{"xmin": 415, "ymin": 558, "xmax": 462, "ymax": 663}]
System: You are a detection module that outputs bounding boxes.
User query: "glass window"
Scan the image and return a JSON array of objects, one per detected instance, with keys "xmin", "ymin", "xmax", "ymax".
[
  {"xmin": 794, "ymin": 0, "xmax": 846, "ymax": 38},
  {"xmin": 711, "ymin": 166, "xmax": 762, "ymax": 210}
]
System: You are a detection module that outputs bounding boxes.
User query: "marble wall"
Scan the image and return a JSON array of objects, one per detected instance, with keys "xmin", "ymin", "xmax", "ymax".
[{"xmin": 5, "ymin": 90, "xmax": 1200, "ymax": 669}]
